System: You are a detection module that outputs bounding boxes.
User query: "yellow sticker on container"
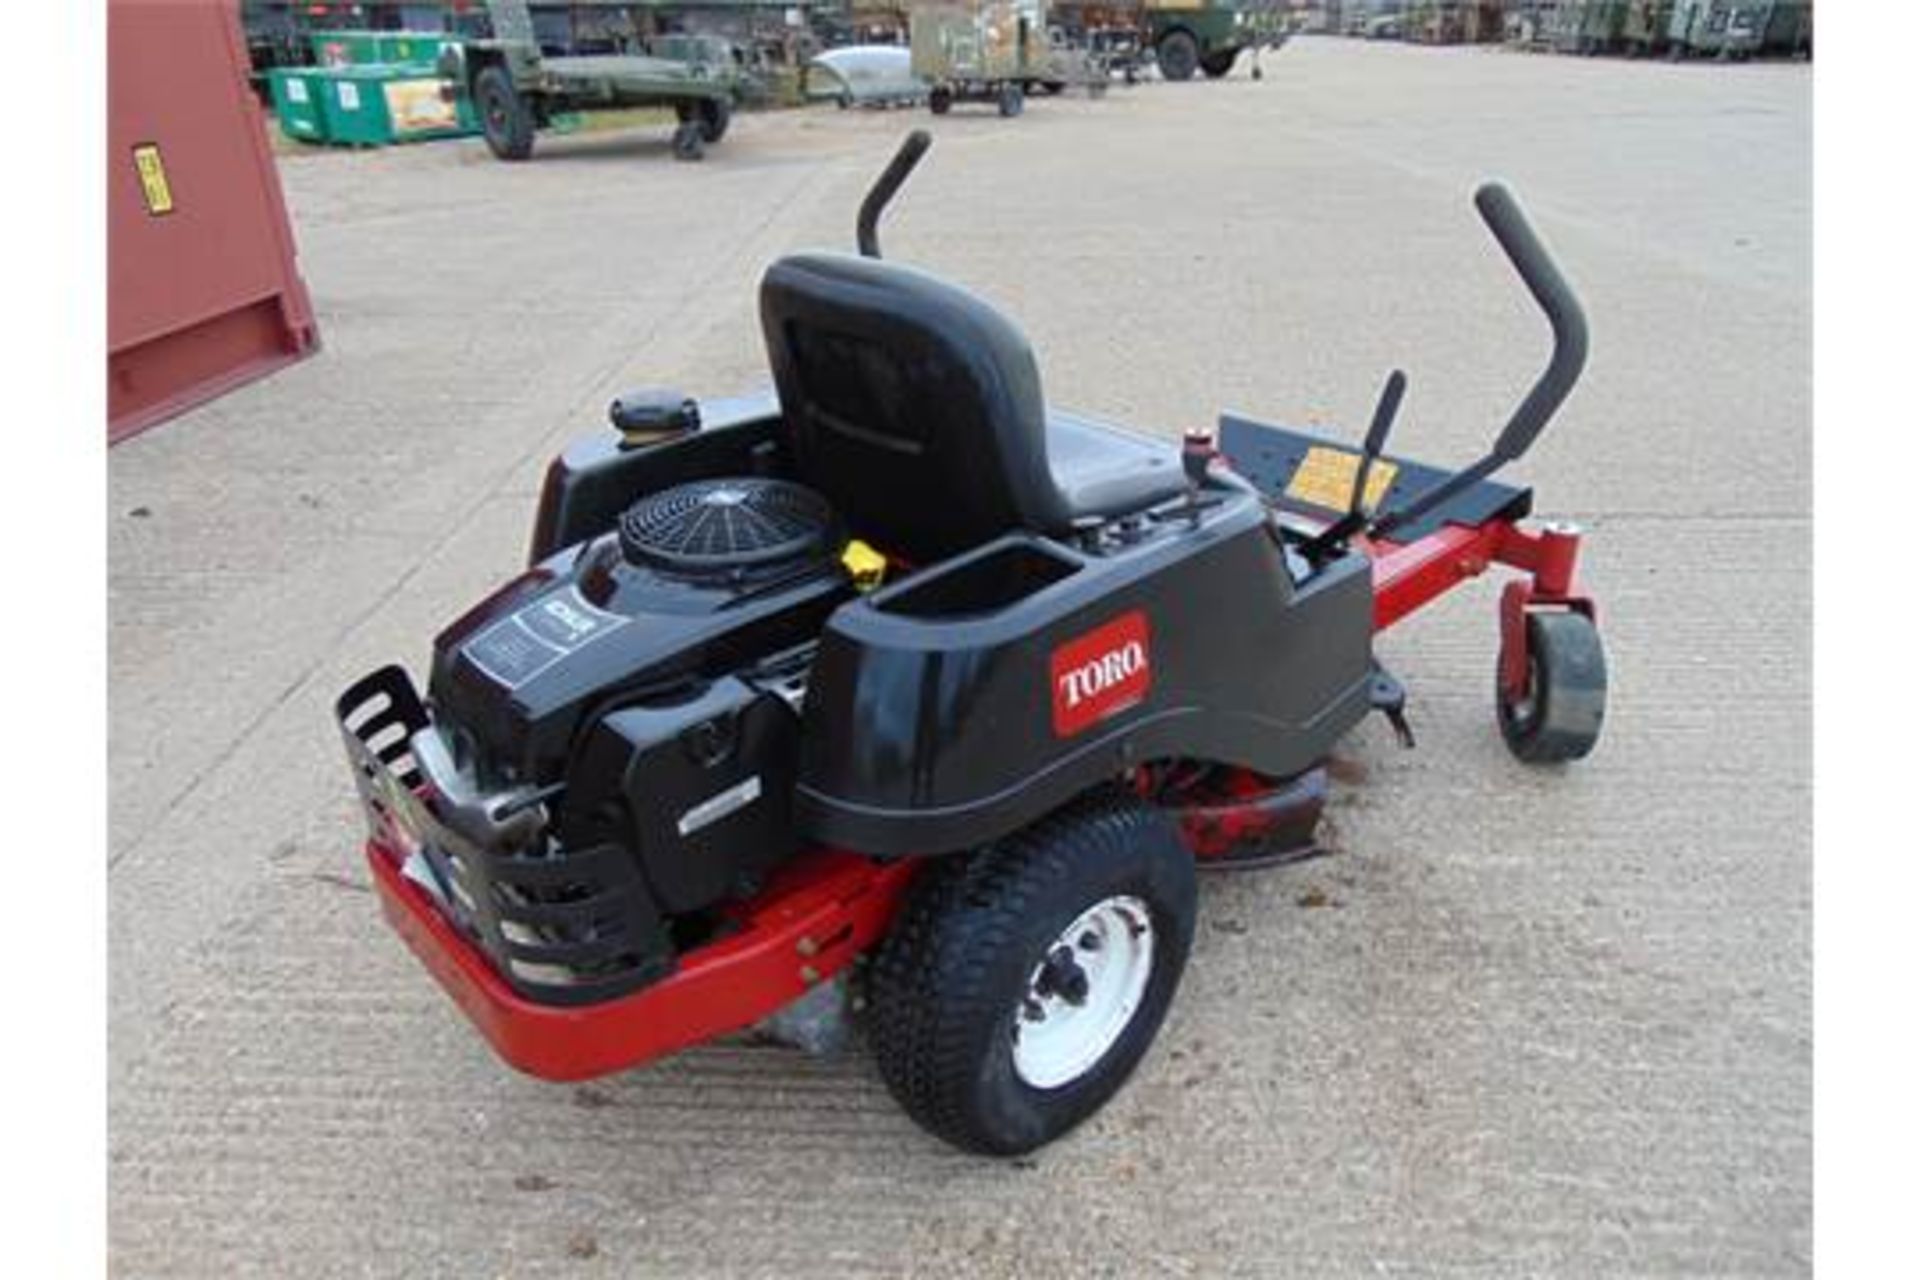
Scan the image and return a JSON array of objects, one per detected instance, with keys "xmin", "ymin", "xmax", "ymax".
[
  {"xmin": 1284, "ymin": 446, "xmax": 1399, "ymax": 514},
  {"xmin": 132, "ymin": 143, "xmax": 173, "ymax": 217}
]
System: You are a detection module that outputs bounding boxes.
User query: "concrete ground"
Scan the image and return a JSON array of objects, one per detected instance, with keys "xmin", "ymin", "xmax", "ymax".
[{"xmin": 109, "ymin": 38, "xmax": 1810, "ymax": 1277}]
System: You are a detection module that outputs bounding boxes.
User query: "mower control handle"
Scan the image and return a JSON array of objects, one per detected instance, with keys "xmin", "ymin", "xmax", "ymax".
[
  {"xmin": 1474, "ymin": 182, "xmax": 1588, "ymax": 464},
  {"xmin": 1369, "ymin": 185, "xmax": 1588, "ymax": 541},
  {"xmin": 857, "ymin": 130, "xmax": 932, "ymax": 260}
]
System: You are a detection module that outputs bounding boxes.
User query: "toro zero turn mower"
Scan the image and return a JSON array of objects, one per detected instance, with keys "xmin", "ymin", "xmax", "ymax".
[{"xmin": 337, "ymin": 132, "xmax": 1605, "ymax": 1156}]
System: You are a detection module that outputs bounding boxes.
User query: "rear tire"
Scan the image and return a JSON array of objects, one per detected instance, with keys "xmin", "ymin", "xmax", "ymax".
[
  {"xmin": 475, "ymin": 65, "xmax": 534, "ymax": 161},
  {"xmin": 1158, "ymin": 31, "xmax": 1200, "ymax": 81},
  {"xmin": 1497, "ymin": 611, "xmax": 1607, "ymax": 763},
  {"xmin": 1201, "ymin": 49, "xmax": 1237, "ymax": 79},
  {"xmin": 997, "ymin": 82, "xmax": 1025, "ymax": 117},
  {"xmin": 868, "ymin": 792, "xmax": 1197, "ymax": 1156},
  {"xmin": 929, "ymin": 85, "xmax": 953, "ymax": 115}
]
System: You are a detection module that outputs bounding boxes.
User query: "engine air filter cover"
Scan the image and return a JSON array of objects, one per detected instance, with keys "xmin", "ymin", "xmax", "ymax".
[{"xmin": 618, "ymin": 477, "xmax": 839, "ymax": 579}]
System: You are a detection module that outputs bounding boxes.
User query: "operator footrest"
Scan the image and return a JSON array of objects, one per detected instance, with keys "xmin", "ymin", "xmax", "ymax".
[{"xmin": 1218, "ymin": 414, "xmax": 1532, "ymax": 542}]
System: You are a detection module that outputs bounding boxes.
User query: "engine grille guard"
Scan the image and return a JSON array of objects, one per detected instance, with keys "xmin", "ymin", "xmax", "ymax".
[
  {"xmin": 336, "ymin": 665, "xmax": 673, "ymax": 1007},
  {"xmin": 335, "ymin": 664, "xmax": 917, "ymax": 1080}
]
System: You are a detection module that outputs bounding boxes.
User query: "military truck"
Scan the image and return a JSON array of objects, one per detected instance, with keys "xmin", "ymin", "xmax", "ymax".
[
  {"xmin": 446, "ymin": 0, "xmax": 743, "ymax": 161},
  {"xmin": 1143, "ymin": 2, "xmax": 1285, "ymax": 81},
  {"xmin": 1668, "ymin": 0, "xmax": 1812, "ymax": 59}
]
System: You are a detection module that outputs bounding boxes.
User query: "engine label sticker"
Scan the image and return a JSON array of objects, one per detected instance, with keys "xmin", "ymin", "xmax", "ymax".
[
  {"xmin": 1051, "ymin": 611, "xmax": 1151, "ymax": 738},
  {"xmin": 465, "ymin": 588, "xmax": 626, "ymax": 689},
  {"xmin": 1284, "ymin": 446, "xmax": 1399, "ymax": 515}
]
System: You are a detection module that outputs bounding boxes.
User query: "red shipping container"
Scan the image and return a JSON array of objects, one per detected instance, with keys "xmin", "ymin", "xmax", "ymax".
[{"xmin": 108, "ymin": 0, "xmax": 319, "ymax": 443}]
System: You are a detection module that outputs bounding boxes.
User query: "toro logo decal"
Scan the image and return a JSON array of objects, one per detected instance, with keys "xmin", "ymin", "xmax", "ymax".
[{"xmin": 1051, "ymin": 611, "xmax": 1152, "ymax": 738}]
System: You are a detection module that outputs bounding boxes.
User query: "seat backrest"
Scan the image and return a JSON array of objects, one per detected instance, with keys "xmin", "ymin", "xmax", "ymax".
[{"xmin": 759, "ymin": 252, "xmax": 1071, "ymax": 562}]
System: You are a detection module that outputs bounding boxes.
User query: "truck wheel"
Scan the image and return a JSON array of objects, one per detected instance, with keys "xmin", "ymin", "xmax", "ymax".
[
  {"xmin": 868, "ymin": 791, "xmax": 1197, "ymax": 1156},
  {"xmin": 1201, "ymin": 49, "xmax": 1237, "ymax": 78},
  {"xmin": 677, "ymin": 96, "xmax": 731, "ymax": 144},
  {"xmin": 1497, "ymin": 611, "xmax": 1607, "ymax": 763},
  {"xmin": 475, "ymin": 66, "xmax": 534, "ymax": 161},
  {"xmin": 997, "ymin": 82, "xmax": 1024, "ymax": 117},
  {"xmin": 929, "ymin": 85, "xmax": 953, "ymax": 115},
  {"xmin": 1158, "ymin": 31, "xmax": 1200, "ymax": 81},
  {"xmin": 670, "ymin": 119, "xmax": 705, "ymax": 161}
]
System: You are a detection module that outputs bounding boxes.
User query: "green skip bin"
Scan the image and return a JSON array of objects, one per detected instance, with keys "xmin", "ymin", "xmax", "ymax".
[{"xmin": 269, "ymin": 63, "xmax": 477, "ymax": 147}]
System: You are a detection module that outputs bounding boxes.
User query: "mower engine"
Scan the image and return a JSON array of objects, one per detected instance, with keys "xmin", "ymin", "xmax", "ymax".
[{"xmin": 341, "ymin": 474, "xmax": 853, "ymax": 1006}]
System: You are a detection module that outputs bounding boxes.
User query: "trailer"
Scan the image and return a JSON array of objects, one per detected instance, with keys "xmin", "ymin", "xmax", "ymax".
[
  {"xmin": 449, "ymin": 0, "xmax": 745, "ymax": 160},
  {"xmin": 911, "ymin": 0, "xmax": 1049, "ymax": 117}
]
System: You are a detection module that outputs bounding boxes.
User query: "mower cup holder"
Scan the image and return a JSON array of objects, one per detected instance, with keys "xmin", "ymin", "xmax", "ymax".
[{"xmin": 871, "ymin": 536, "xmax": 1082, "ymax": 620}]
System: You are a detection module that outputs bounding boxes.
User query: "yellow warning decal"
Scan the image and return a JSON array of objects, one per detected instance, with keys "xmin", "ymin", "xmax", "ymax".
[
  {"xmin": 841, "ymin": 539, "xmax": 888, "ymax": 591},
  {"xmin": 1283, "ymin": 446, "xmax": 1399, "ymax": 515},
  {"xmin": 133, "ymin": 144, "xmax": 174, "ymax": 216}
]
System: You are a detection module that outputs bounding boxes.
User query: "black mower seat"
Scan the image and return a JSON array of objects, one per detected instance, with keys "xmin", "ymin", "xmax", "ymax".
[
  {"xmin": 1046, "ymin": 409, "xmax": 1183, "ymax": 523},
  {"xmin": 760, "ymin": 252, "xmax": 1187, "ymax": 561}
]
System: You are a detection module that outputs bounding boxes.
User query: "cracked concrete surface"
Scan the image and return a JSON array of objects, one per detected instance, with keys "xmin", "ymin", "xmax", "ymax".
[{"xmin": 109, "ymin": 39, "xmax": 1809, "ymax": 1277}]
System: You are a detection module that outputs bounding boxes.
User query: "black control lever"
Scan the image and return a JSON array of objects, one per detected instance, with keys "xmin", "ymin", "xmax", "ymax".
[
  {"xmin": 857, "ymin": 130, "xmax": 932, "ymax": 260},
  {"xmin": 1369, "ymin": 183, "xmax": 1588, "ymax": 541},
  {"xmin": 1368, "ymin": 665, "xmax": 1416, "ymax": 750},
  {"xmin": 1304, "ymin": 369, "xmax": 1406, "ymax": 558}
]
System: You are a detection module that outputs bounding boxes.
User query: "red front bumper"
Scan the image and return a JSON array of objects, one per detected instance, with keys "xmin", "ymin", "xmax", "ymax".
[{"xmin": 367, "ymin": 839, "xmax": 917, "ymax": 1081}]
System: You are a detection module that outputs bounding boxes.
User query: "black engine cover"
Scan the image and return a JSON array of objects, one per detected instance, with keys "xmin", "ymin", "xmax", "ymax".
[
  {"xmin": 559, "ymin": 678, "xmax": 800, "ymax": 914},
  {"xmin": 427, "ymin": 514, "xmax": 848, "ymax": 788}
]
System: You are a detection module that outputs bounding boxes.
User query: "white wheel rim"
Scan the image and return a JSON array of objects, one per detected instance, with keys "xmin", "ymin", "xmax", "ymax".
[{"xmin": 1010, "ymin": 895, "xmax": 1155, "ymax": 1090}]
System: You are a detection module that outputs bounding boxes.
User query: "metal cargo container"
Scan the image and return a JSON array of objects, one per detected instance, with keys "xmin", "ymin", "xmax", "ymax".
[{"xmin": 109, "ymin": 0, "xmax": 318, "ymax": 442}]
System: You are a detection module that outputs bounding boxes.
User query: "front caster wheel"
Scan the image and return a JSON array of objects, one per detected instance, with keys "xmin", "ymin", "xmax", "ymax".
[
  {"xmin": 868, "ymin": 792, "xmax": 1197, "ymax": 1156},
  {"xmin": 1498, "ymin": 611, "xmax": 1607, "ymax": 763}
]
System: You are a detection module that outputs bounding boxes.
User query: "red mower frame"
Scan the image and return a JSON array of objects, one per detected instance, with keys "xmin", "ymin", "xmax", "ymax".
[
  {"xmin": 355, "ymin": 157, "xmax": 1603, "ymax": 1093},
  {"xmin": 363, "ymin": 501, "xmax": 1595, "ymax": 1082}
]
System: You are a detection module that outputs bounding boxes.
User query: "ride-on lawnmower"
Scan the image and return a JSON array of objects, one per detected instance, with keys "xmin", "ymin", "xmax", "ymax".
[{"xmin": 338, "ymin": 132, "xmax": 1605, "ymax": 1156}]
